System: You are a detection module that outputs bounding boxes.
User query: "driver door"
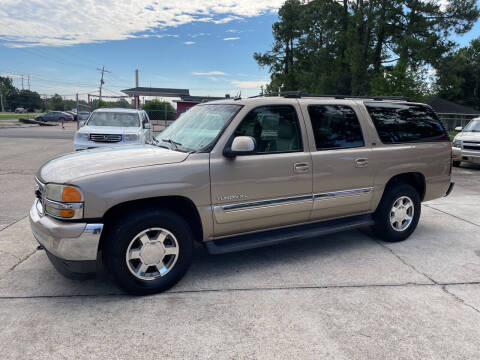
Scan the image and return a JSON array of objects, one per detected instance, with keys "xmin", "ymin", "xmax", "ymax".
[{"xmin": 210, "ymin": 104, "xmax": 313, "ymax": 237}]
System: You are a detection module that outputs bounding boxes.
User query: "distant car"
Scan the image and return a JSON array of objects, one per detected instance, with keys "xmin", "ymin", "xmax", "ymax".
[
  {"xmin": 34, "ymin": 111, "xmax": 73, "ymax": 122},
  {"xmin": 452, "ymin": 117, "xmax": 480, "ymax": 167},
  {"xmin": 74, "ymin": 108, "xmax": 152, "ymax": 151},
  {"xmin": 78, "ymin": 112, "xmax": 90, "ymax": 121},
  {"xmin": 15, "ymin": 107, "xmax": 27, "ymax": 113},
  {"xmin": 65, "ymin": 111, "xmax": 78, "ymax": 121}
]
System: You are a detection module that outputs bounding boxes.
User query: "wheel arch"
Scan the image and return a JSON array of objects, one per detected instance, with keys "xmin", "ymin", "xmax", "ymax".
[
  {"xmin": 98, "ymin": 196, "xmax": 204, "ymax": 251},
  {"xmin": 384, "ymin": 172, "xmax": 426, "ymax": 201}
]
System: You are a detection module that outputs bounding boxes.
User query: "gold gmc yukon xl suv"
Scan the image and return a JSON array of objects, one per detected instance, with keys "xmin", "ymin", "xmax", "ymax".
[{"xmin": 30, "ymin": 95, "xmax": 454, "ymax": 295}]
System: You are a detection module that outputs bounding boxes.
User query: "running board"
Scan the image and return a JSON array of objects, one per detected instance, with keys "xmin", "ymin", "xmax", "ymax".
[{"xmin": 206, "ymin": 214, "xmax": 374, "ymax": 254}]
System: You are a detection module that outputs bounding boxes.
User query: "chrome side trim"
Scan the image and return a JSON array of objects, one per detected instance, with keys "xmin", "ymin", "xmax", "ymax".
[
  {"xmin": 221, "ymin": 194, "xmax": 312, "ymax": 211},
  {"xmin": 314, "ymin": 187, "xmax": 373, "ymax": 199}
]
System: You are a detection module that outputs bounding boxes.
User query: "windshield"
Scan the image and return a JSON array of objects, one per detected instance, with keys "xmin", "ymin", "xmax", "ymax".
[
  {"xmin": 154, "ymin": 104, "xmax": 241, "ymax": 151},
  {"xmin": 463, "ymin": 120, "xmax": 480, "ymax": 132},
  {"xmin": 87, "ymin": 112, "xmax": 140, "ymax": 127}
]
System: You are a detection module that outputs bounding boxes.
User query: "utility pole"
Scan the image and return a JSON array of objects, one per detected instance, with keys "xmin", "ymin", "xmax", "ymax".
[
  {"xmin": 260, "ymin": 85, "xmax": 264, "ymax": 96},
  {"xmin": 21, "ymin": 75, "xmax": 24, "ymax": 90},
  {"xmin": 97, "ymin": 66, "xmax": 111, "ymax": 103},
  {"xmin": 76, "ymin": 93, "xmax": 79, "ymax": 130},
  {"xmin": 27, "ymin": 75, "xmax": 30, "ymax": 90}
]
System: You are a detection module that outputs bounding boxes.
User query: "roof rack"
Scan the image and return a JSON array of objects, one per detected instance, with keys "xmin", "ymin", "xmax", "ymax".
[{"xmin": 249, "ymin": 92, "xmax": 414, "ymax": 102}]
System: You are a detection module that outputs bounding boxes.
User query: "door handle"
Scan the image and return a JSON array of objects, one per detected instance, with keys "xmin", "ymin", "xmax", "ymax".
[
  {"xmin": 294, "ymin": 162, "xmax": 310, "ymax": 173},
  {"xmin": 354, "ymin": 158, "xmax": 368, "ymax": 168}
]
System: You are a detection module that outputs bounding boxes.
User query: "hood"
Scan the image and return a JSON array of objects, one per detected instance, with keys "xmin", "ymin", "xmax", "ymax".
[
  {"xmin": 39, "ymin": 145, "xmax": 189, "ymax": 183},
  {"xmin": 78, "ymin": 125, "xmax": 140, "ymax": 135},
  {"xmin": 455, "ymin": 132, "xmax": 480, "ymax": 142}
]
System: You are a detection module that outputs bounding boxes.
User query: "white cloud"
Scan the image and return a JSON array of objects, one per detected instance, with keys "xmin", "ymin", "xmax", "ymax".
[
  {"xmin": 212, "ymin": 15, "xmax": 243, "ymax": 24},
  {"xmin": 183, "ymin": 41, "xmax": 196, "ymax": 45},
  {"xmin": 224, "ymin": 37, "xmax": 240, "ymax": 41},
  {"xmin": 189, "ymin": 32, "xmax": 210, "ymax": 38},
  {"xmin": 231, "ymin": 80, "xmax": 269, "ymax": 89},
  {"xmin": 192, "ymin": 71, "xmax": 227, "ymax": 76},
  {"xmin": 226, "ymin": 29, "xmax": 241, "ymax": 33},
  {"xmin": 0, "ymin": 0, "xmax": 283, "ymax": 47}
]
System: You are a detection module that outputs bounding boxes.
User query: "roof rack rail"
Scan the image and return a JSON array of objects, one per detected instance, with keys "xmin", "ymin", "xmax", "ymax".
[
  {"xmin": 305, "ymin": 94, "xmax": 414, "ymax": 101},
  {"xmin": 248, "ymin": 92, "xmax": 414, "ymax": 102}
]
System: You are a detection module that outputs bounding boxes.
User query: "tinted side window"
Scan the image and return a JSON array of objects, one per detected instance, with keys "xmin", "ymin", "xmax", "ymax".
[
  {"xmin": 308, "ymin": 105, "xmax": 364, "ymax": 150},
  {"xmin": 365, "ymin": 103, "xmax": 448, "ymax": 144},
  {"xmin": 234, "ymin": 105, "xmax": 302, "ymax": 153}
]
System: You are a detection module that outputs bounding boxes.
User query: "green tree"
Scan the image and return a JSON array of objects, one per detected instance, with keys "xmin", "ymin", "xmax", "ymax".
[
  {"xmin": 47, "ymin": 94, "xmax": 65, "ymax": 111},
  {"xmin": 435, "ymin": 38, "xmax": 480, "ymax": 109},
  {"xmin": 254, "ymin": 0, "xmax": 479, "ymax": 98},
  {"xmin": 0, "ymin": 76, "xmax": 17, "ymax": 111},
  {"xmin": 253, "ymin": 0, "xmax": 303, "ymax": 92},
  {"xmin": 142, "ymin": 100, "xmax": 176, "ymax": 120}
]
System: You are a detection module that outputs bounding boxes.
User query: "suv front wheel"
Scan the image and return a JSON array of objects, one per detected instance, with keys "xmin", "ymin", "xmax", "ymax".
[
  {"xmin": 103, "ymin": 209, "xmax": 193, "ymax": 295},
  {"xmin": 372, "ymin": 183, "xmax": 421, "ymax": 242}
]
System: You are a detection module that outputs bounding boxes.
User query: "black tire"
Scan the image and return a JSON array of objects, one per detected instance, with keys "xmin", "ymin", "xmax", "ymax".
[
  {"xmin": 103, "ymin": 208, "xmax": 194, "ymax": 295},
  {"xmin": 453, "ymin": 160, "xmax": 461, "ymax": 167},
  {"xmin": 372, "ymin": 183, "xmax": 421, "ymax": 242}
]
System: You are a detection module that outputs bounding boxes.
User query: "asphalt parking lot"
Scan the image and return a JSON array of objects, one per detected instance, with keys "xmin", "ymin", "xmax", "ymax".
[{"xmin": 0, "ymin": 125, "xmax": 479, "ymax": 359}]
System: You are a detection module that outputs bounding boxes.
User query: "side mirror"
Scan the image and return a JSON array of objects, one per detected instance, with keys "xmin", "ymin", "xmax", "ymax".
[
  {"xmin": 224, "ymin": 136, "xmax": 256, "ymax": 158},
  {"xmin": 79, "ymin": 121, "xmax": 85, "ymax": 127},
  {"xmin": 455, "ymin": 126, "xmax": 462, "ymax": 132},
  {"xmin": 144, "ymin": 123, "xmax": 151, "ymax": 130}
]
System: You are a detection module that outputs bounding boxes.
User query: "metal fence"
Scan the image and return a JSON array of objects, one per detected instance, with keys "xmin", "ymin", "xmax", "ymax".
[
  {"xmin": 146, "ymin": 109, "xmax": 177, "ymax": 121},
  {"xmin": 437, "ymin": 113, "xmax": 478, "ymax": 131}
]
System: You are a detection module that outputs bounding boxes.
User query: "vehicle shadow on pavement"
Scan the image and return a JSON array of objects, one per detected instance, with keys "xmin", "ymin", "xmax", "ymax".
[{"xmin": 1, "ymin": 228, "xmax": 415, "ymax": 298}]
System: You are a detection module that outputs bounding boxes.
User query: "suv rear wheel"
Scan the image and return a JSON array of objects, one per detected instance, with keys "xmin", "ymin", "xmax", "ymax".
[
  {"xmin": 103, "ymin": 208, "xmax": 193, "ymax": 295},
  {"xmin": 453, "ymin": 160, "xmax": 461, "ymax": 167},
  {"xmin": 372, "ymin": 183, "xmax": 421, "ymax": 242}
]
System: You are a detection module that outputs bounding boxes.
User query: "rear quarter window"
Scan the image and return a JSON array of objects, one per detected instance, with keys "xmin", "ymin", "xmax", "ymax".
[{"xmin": 365, "ymin": 103, "xmax": 448, "ymax": 144}]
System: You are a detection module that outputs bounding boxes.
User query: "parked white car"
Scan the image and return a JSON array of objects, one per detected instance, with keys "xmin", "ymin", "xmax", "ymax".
[
  {"xmin": 452, "ymin": 117, "xmax": 480, "ymax": 166},
  {"xmin": 74, "ymin": 108, "xmax": 152, "ymax": 151}
]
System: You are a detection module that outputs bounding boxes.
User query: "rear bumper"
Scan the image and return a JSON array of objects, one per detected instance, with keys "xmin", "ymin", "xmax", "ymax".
[{"xmin": 29, "ymin": 200, "xmax": 103, "ymax": 277}]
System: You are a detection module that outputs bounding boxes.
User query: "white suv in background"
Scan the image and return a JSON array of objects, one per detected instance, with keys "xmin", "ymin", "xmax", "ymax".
[
  {"xmin": 74, "ymin": 108, "xmax": 152, "ymax": 151},
  {"xmin": 452, "ymin": 117, "xmax": 480, "ymax": 167}
]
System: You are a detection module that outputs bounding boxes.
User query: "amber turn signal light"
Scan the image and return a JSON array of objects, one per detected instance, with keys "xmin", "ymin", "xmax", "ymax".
[
  {"xmin": 62, "ymin": 186, "xmax": 82, "ymax": 202},
  {"xmin": 59, "ymin": 209, "xmax": 75, "ymax": 218}
]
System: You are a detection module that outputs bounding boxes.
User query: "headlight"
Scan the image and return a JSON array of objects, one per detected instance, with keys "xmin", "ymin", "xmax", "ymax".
[
  {"xmin": 76, "ymin": 132, "xmax": 89, "ymax": 140},
  {"xmin": 124, "ymin": 134, "xmax": 140, "ymax": 142},
  {"xmin": 453, "ymin": 139, "xmax": 462, "ymax": 147},
  {"xmin": 44, "ymin": 184, "xmax": 84, "ymax": 219}
]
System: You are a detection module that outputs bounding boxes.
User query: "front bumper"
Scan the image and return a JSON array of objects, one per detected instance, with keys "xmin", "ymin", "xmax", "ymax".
[
  {"xmin": 29, "ymin": 200, "xmax": 103, "ymax": 275},
  {"xmin": 452, "ymin": 146, "xmax": 480, "ymax": 164}
]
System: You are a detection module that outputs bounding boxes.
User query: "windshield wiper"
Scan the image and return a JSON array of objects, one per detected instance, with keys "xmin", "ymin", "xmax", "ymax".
[
  {"xmin": 149, "ymin": 138, "xmax": 170, "ymax": 149},
  {"xmin": 161, "ymin": 138, "xmax": 183, "ymax": 151}
]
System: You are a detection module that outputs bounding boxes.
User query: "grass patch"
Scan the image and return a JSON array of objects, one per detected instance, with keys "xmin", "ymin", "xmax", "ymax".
[
  {"xmin": 449, "ymin": 131, "xmax": 459, "ymax": 141},
  {"xmin": 0, "ymin": 113, "xmax": 40, "ymax": 120}
]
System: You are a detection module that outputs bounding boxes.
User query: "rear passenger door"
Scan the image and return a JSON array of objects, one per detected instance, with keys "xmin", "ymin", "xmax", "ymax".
[{"xmin": 300, "ymin": 103, "xmax": 375, "ymax": 220}]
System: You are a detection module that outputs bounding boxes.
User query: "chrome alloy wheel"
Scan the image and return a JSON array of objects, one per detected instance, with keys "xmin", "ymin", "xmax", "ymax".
[
  {"xmin": 126, "ymin": 228, "xmax": 180, "ymax": 280},
  {"xmin": 389, "ymin": 196, "xmax": 414, "ymax": 232}
]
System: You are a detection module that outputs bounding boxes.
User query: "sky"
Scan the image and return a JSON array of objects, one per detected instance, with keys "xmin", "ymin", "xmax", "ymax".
[{"xmin": 0, "ymin": 0, "xmax": 479, "ymax": 102}]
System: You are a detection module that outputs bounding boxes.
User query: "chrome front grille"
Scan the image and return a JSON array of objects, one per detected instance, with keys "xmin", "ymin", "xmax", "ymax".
[
  {"xmin": 463, "ymin": 142, "xmax": 480, "ymax": 151},
  {"xmin": 90, "ymin": 133, "xmax": 122, "ymax": 143}
]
